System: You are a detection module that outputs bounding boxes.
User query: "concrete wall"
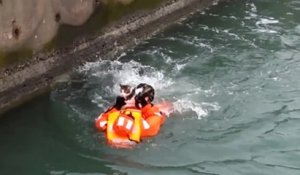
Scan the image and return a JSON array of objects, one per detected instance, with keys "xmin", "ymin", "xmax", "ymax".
[
  {"xmin": 0, "ymin": 0, "xmax": 137, "ymax": 52},
  {"xmin": 0, "ymin": 0, "xmax": 224, "ymax": 115},
  {"xmin": 0, "ymin": 0, "xmax": 96, "ymax": 52}
]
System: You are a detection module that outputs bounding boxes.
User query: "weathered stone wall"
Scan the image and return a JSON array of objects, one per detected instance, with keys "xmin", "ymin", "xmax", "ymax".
[{"xmin": 0, "ymin": 0, "xmax": 137, "ymax": 52}]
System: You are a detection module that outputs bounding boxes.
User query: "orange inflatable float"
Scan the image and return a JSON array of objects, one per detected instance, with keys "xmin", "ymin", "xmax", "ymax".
[
  {"xmin": 95, "ymin": 101, "xmax": 173, "ymax": 148},
  {"xmin": 95, "ymin": 83, "xmax": 173, "ymax": 148}
]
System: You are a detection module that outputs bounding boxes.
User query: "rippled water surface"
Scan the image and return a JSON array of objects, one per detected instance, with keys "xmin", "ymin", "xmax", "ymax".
[{"xmin": 2, "ymin": 0, "xmax": 300, "ymax": 174}]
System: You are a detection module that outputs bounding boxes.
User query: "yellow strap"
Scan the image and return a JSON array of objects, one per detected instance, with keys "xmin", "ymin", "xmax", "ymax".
[
  {"xmin": 107, "ymin": 109, "xmax": 143, "ymax": 143},
  {"xmin": 129, "ymin": 113, "xmax": 142, "ymax": 142},
  {"xmin": 106, "ymin": 111, "xmax": 120, "ymax": 142}
]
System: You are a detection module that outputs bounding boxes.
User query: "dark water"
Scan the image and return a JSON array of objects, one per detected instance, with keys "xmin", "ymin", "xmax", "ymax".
[{"xmin": 2, "ymin": 0, "xmax": 300, "ymax": 174}]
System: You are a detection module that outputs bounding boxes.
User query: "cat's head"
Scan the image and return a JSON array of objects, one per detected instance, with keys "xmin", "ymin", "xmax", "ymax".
[{"xmin": 119, "ymin": 84, "xmax": 134, "ymax": 99}]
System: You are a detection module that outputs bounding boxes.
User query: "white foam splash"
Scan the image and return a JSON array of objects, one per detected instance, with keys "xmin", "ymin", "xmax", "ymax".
[
  {"xmin": 164, "ymin": 35, "xmax": 214, "ymax": 53},
  {"xmin": 245, "ymin": 2, "xmax": 279, "ymax": 37},
  {"xmin": 256, "ymin": 18, "xmax": 279, "ymax": 26},
  {"xmin": 78, "ymin": 61, "xmax": 100, "ymax": 73},
  {"xmin": 116, "ymin": 52, "xmax": 127, "ymax": 60},
  {"xmin": 287, "ymin": 1, "xmax": 300, "ymax": 11},
  {"xmin": 295, "ymin": 25, "xmax": 300, "ymax": 34},
  {"xmin": 245, "ymin": 2, "xmax": 258, "ymax": 19},
  {"xmin": 185, "ymin": 35, "xmax": 214, "ymax": 52},
  {"xmin": 78, "ymin": 59, "xmax": 173, "ymax": 96},
  {"xmin": 174, "ymin": 63, "xmax": 187, "ymax": 72},
  {"xmin": 91, "ymin": 93, "xmax": 110, "ymax": 109},
  {"xmin": 250, "ymin": 2, "xmax": 257, "ymax": 13},
  {"xmin": 78, "ymin": 58, "xmax": 221, "ymax": 120},
  {"xmin": 173, "ymin": 99, "xmax": 220, "ymax": 120},
  {"xmin": 246, "ymin": 12, "xmax": 280, "ymax": 34},
  {"xmin": 222, "ymin": 29, "xmax": 258, "ymax": 48},
  {"xmin": 174, "ymin": 99, "xmax": 207, "ymax": 119},
  {"xmin": 212, "ymin": 0, "xmax": 219, "ymax": 6},
  {"xmin": 254, "ymin": 18, "xmax": 279, "ymax": 34},
  {"xmin": 253, "ymin": 29, "xmax": 278, "ymax": 34},
  {"xmin": 208, "ymin": 13, "xmax": 220, "ymax": 17}
]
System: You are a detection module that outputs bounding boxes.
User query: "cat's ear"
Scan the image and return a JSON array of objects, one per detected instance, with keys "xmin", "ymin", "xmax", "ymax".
[{"xmin": 119, "ymin": 84, "xmax": 124, "ymax": 93}]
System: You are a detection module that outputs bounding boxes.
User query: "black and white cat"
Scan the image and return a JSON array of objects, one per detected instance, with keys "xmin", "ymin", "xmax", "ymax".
[
  {"xmin": 119, "ymin": 83, "xmax": 154, "ymax": 108},
  {"xmin": 119, "ymin": 84, "xmax": 136, "ymax": 108}
]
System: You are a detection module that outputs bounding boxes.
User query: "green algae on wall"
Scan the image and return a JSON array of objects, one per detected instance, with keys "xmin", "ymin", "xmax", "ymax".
[
  {"xmin": 0, "ymin": 49, "xmax": 33, "ymax": 67},
  {"xmin": 52, "ymin": 0, "xmax": 163, "ymax": 48}
]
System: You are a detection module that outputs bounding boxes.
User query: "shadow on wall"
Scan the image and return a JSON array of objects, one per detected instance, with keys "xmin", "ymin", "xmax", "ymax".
[{"xmin": 0, "ymin": 0, "xmax": 163, "ymax": 66}]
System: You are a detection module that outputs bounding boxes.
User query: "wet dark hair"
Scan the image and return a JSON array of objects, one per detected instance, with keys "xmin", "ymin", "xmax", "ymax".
[{"xmin": 135, "ymin": 83, "xmax": 155, "ymax": 103}]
